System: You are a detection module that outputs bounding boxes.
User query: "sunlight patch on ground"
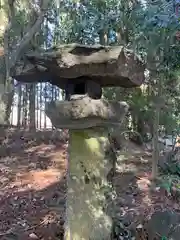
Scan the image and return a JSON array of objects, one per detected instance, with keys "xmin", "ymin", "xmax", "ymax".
[
  {"xmin": 0, "ymin": 148, "xmax": 66, "ymax": 193},
  {"xmin": 19, "ymin": 169, "xmax": 63, "ymax": 191},
  {"xmin": 136, "ymin": 177, "xmax": 151, "ymax": 191},
  {"xmin": 5, "ymin": 168, "xmax": 63, "ymax": 192}
]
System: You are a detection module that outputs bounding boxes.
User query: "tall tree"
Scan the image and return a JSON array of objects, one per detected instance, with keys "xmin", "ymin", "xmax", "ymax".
[{"xmin": 0, "ymin": 0, "xmax": 51, "ymax": 125}]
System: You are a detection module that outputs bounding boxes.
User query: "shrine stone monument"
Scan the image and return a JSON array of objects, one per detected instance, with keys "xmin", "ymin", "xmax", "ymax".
[{"xmin": 13, "ymin": 44, "xmax": 145, "ymax": 240}]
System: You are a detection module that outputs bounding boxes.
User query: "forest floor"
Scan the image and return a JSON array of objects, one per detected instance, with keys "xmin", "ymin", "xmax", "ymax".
[{"xmin": 0, "ymin": 128, "xmax": 179, "ymax": 240}]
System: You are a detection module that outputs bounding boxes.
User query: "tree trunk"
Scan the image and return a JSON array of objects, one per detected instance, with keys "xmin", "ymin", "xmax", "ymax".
[
  {"xmin": 22, "ymin": 85, "xmax": 28, "ymax": 128},
  {"xmin": 0, "ymin": 83, "xmax": 8, "ymax": 124},
  {"xmin": 36, "ymin": 85, "xmax": 39, "ymax": 128},
  {"xmin": 5, "ymin": 88, "xmax": 14, "ymax": 123},
  {"xmin": 137, "ymin": 117, "xmax": 145, "ymax": 139},
  {"xmin": 152, "ymin": 107, "xmax": 159, "ymax": 180},
  {"xmin": 99, "ymin": 30, "xmax": 108, "ymax": 45},
  {"xmin": 17, "ymin": 84, "xmax": 22, "ymax": 127},
  {"xmin": 0, "ymin": 0, "xmax": 51, "ymax": 127},
  {"xmin": 44, "ymin": 83, "xmax": 47, "ymax": 129},
  {"xmin": 0, "ymin": 82, "xmax": 13, "ymax": 125},
  {"xmin": 152, "ymin": 76, "xmax": 162, "ymax": 181},
  {"xmin": 64, "ymin": 129, "xmax": 115, "ymax": 240},
  {"xmin": 29, "ymin": 83, "xmax": 36, "ymax": 130},
  {"xmin": 40, "ymin": 83, "xmax": 42, "ymax": 129}
]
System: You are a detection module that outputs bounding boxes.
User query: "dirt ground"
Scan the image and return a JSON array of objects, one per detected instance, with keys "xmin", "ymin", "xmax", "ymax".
[{"xmin": 0, "ymin": 128, "xmax": 179, "ymax": 240}]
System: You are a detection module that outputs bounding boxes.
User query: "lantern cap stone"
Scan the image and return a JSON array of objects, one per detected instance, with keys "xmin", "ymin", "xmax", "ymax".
[{"xmin": 13, "ymin": 43, "xmax": 145, "ymax": 88}]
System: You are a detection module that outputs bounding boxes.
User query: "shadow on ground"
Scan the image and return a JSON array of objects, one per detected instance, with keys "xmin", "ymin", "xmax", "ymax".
[{"xmin": 0, "ymin": 127, "xmax": 67, "ymax": 240}]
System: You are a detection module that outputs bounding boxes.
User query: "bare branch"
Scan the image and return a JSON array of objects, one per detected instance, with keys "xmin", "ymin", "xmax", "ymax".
[{"xmin": 9, "ymin": 0, "xmax": 51, "ymax": 70}]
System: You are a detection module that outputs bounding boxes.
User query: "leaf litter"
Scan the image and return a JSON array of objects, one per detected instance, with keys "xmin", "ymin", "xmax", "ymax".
[{"xmin": 0, "ymin": 127, "xmax": 179, "ymax": 239}]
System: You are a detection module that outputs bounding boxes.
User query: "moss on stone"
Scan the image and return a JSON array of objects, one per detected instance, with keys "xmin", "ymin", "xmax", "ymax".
[{"xmin": 64, "ymin": 129, "xmax": 114, "ymax": 240}]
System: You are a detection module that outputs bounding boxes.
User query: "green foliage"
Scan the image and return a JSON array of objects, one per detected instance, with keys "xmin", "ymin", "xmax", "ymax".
[
  {"xmin": 76, "ymin": 0, "xmax": 179, "ymax": 135},
  {"xmin": 158, "ymin": 147, "xmax": 180, "ymax": 197},
  {"xmin": 159, "ymin": 176, "xmax": 173, "ymax": 194},
  {"xmin": 2, "ymin": 0, "xmax": 180, "ymax": 135}
]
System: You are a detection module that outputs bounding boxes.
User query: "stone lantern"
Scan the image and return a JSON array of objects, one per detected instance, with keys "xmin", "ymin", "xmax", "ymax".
[{"xmin": 13, "ymin": 44, "xmax": 145, "ymax": 240}]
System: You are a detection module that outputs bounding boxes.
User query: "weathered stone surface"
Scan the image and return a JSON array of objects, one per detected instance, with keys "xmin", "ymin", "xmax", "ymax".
[
  {"xmin": 45, "ymin": 95, "xmax": 129, "ymax": 129},
  {"xmin": 13, "ymin": 44, "xmax": 145, "ymax": 88},
  {"xmin": 65, "ymin": 129, "xmax": 115, "ymax": 240}
]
